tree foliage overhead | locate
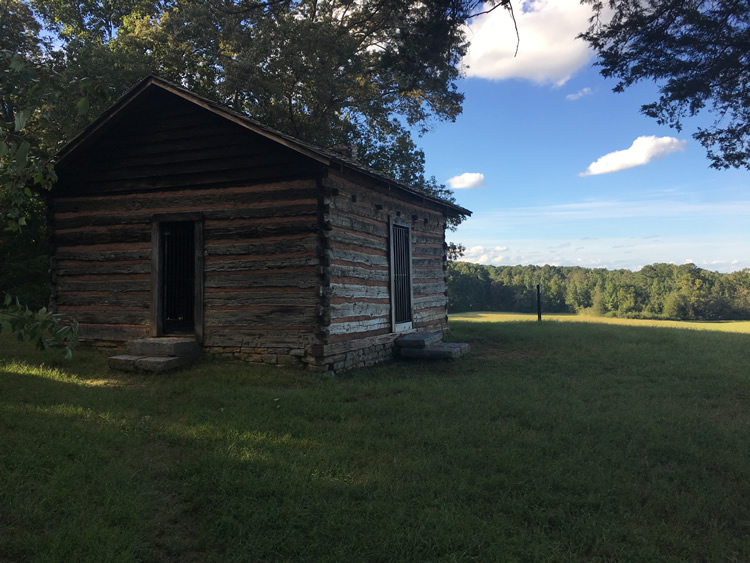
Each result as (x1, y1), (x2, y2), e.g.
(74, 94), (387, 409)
(580, 0), (750, 170)
(0, 0), (509, 230)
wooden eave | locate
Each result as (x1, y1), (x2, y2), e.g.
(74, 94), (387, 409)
(53, 75), (471, 218)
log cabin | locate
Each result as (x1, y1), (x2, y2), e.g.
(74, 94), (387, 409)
(49, 76), (470, 371)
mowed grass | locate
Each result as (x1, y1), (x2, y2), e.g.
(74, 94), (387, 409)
(452, 310), (750, 334)
(1, 321), (749, 561)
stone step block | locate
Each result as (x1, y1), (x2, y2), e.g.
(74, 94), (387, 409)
(399, 342), (470, 360)
(109, 354), (197, 372)
(127, 337), (201, 358)
(395, 331), (443, 349)
(108, 355), (142, 371)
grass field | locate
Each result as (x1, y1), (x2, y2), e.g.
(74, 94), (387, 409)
(451, 310), (750, 334)
(1, 320), (749, 561)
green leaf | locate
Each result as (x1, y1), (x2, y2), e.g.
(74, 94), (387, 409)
(14, 109), (29, 132)
(64, 347), (73, 360)
(15, 142), (30, 165)
(10, 56), (24, 72)
(76, 97), (89, 116)
(0, 141), (7, 157)
(3, 293), (11, 307)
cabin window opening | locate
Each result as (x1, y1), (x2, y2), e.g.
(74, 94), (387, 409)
(390, 218), (413, 331)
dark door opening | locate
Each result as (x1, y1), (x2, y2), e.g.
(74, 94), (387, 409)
(160, 221), (195, 334)
(391, 222), (412, 327)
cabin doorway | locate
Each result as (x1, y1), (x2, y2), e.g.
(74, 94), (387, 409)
(389, 218), (413, 331)
(161, 221), (194, 333)
(151, 215), (204, 340)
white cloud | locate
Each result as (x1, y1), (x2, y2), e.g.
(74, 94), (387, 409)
(447, 172), (486, 189)
(463, 0), (595, 85)
(454, 235), (750, 273)
(464, 245), (508, 264)
(566, 87), (592, 101)
(579, 136), (687, 176)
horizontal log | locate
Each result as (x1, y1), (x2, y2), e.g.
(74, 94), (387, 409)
(206, 236), (317, 256)
(57, 292), (150, 308)
(323, 175), (450, 220)
(57, 280), (150, 293)
(55, 248), (151, 262)
(329, 265), (389, 283)
(315, 331), (399, 357)
(328, 248), (388, 267)
(205, 255), (318, 272)
(414, 307), (448, 323)
(329, 283), (389, 299)
(53, 181), (316, 214)
(330, 301), (391, 319)
(60, 309), (150, 325)
(413, 282), (446, 295)
(411, 268), (446, 280)
(328, 212), (387, 239)
(328, 228), (386, 252)
(78, 324), (149, 342)
(86, 150), (295, 184)
(65, 162), (317, 195)
(205, 272), (318, 289)
(54, 201), (317, 231)
(96, 139), (264, 171)
(204, 292), (314, 307)
(203, 330), (318, 348)
(56, 262), (151, 276)
(329, 317), (390, 335)
(205, 219), (318, 240)
(413, 295), (448, 308)
(328, 326), (391, 344)
(55, 227), (150, 247)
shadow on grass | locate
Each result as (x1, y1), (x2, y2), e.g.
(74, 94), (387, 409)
(2, 324), (750, 560)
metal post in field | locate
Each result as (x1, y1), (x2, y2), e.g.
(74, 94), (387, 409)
(537, 283), (542, 322)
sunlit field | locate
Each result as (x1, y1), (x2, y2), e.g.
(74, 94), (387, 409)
(450, 310), (750, 334)
(2, 320), (749, 560)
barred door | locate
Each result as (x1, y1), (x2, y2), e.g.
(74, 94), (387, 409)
(160, 221), (195, 334)
(391, 223), (412, 326)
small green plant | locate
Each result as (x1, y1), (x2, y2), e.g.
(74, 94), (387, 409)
(0, 293), (78, 358)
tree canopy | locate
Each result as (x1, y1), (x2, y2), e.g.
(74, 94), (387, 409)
(0, 0), (511, 230)
(448, 261), (750, 320)
(580, 0), (750, 170)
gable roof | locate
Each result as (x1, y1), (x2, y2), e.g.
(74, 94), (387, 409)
(54, 75), (471, 217)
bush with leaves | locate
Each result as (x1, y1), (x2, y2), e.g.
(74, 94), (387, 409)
(1, 294), (78, 359)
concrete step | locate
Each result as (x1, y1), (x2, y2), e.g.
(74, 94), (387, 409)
(395, 331), (443, 349)
(127, 337), (201, 358)
(109, 354), (198, 372)
(399, 342), (470, 360)
(110, 337), (202, 372)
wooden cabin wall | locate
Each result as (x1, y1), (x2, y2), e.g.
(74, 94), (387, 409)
(52, 180), (322, 359)
(317, 171), (450, 370)
(51, 92), (324, 363)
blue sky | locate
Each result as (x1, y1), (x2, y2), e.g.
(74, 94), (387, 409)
(418, 0), (749, 273)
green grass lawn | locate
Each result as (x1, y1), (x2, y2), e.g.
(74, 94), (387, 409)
(2, 320), (749, 561)
(451, 310), (750, 333)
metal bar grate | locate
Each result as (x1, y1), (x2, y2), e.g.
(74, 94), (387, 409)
(392, 224), (411, 324)
(162, 221), (195, 333)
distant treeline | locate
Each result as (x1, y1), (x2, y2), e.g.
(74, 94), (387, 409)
(447, 262), (750, 320)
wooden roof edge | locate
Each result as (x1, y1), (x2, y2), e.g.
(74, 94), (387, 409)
(52, 75), (471, 217)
